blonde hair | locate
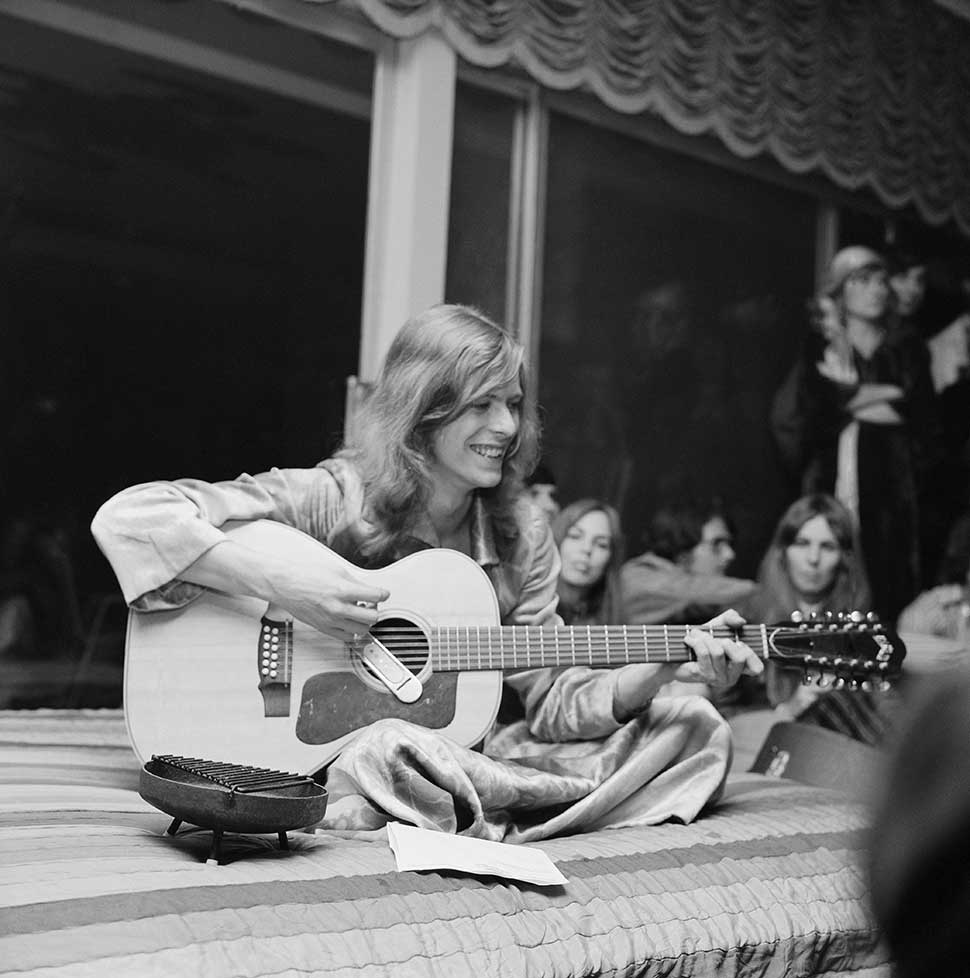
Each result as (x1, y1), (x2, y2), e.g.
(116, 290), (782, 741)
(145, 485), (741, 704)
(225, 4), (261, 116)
(341, 304), (539, 563)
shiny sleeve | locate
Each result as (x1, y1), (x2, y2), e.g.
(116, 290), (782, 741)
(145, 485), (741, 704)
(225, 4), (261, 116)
(501, 510), (626, 741)
(504, 666), (626, 742)
(90, 467), (346, 611)
(500, 507), (562, 628)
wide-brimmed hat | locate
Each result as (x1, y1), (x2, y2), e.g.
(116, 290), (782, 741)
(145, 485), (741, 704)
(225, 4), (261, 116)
(824, 245), (887, 296)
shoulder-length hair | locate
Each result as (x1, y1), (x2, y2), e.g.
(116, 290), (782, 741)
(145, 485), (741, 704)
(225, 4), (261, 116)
(551, 498), (626, 626)
(750, 493), (871, 621)
(341, 304), (540, 563)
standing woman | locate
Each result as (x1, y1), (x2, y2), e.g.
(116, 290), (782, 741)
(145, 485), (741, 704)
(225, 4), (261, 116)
(772, 246), (940, 622)
(92, 303), (761, 841)
(551, 498), (626, 626)
(739, 493), (893, 744)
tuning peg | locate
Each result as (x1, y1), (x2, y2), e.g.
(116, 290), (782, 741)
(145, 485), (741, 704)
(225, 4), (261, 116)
(832, 677), (846, 690)
(860, 680), (874, 692)
(790, 610), (804, 623)
(847, 679), (860, 691)
(866, 612), (880, 623)
(850, 610), (864, 623)
(878, 679), (893, 692)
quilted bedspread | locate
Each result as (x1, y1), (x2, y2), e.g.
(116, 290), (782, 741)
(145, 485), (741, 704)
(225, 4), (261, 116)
(0, 710), (891, 978)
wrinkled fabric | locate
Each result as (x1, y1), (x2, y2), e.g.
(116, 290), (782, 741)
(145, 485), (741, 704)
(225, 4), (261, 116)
(321, 695), (732, 842)
(218, 0), (970, 235)
(93, 458), (735, 836)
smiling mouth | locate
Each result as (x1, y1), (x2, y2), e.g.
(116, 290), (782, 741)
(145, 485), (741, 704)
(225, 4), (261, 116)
(471, 445), (505, 460)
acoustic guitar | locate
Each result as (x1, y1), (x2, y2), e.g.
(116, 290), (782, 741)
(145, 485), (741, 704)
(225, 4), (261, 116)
(124, 520), (907, 774)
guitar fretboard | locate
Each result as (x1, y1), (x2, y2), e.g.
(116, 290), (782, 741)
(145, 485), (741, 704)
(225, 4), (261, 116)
(387, 623), (771, 672)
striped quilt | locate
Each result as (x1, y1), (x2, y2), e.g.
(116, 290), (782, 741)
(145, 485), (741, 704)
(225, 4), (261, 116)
(0, 710), (891, 978)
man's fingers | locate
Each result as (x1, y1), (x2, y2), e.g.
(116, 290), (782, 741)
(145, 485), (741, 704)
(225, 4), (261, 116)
(725, 638), (764, 676)
(683, 628), (763, 685)
(699, 608), (746, 629)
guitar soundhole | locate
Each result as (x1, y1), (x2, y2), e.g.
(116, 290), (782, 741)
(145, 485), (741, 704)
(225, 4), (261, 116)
(369, 617), (429, 677)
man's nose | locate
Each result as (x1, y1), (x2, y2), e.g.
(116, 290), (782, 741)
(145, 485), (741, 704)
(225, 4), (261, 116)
(490, 403), (517, 434)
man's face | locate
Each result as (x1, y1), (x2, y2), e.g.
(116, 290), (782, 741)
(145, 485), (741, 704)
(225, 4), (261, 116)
(528, 483), (560, 522)
(685, 516), (736, 576)
(890, 265), (927, 318)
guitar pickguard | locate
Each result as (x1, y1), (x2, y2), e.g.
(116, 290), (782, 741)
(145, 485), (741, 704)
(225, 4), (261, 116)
(295, 672), (459, 743)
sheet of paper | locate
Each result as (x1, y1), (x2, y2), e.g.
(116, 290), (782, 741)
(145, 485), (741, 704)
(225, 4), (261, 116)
(386, 822), (568, 886)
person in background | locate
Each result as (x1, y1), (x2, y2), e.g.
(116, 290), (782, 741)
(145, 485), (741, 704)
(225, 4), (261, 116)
(868, 662), (970, 978)
(524, 461), (560, 524)
(887, 246), (928, 332)
(734, 493), (895, 745)
(620, 499), (755, 625)
(92, 303), (762, 842)
(551, 498), (626, 626)
(770, 245), (941, 622)
(898, 510), (970, 650)
(916, 255), (970, 589)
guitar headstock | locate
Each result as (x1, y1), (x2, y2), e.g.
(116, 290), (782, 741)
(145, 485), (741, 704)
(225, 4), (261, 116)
(765, 610), (907, 690)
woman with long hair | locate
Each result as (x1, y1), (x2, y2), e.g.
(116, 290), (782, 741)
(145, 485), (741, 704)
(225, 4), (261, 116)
(551, 498), (626, 626)
(744, 493), (870, 624)
(92, 303), (761, 841)
(739, 493), (895, 744)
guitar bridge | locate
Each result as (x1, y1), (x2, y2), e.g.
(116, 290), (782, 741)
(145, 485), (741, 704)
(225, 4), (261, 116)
(257, 614), (292, 717)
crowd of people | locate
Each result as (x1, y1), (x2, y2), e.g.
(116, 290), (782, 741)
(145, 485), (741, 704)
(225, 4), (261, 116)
(88, 240), (970, 841)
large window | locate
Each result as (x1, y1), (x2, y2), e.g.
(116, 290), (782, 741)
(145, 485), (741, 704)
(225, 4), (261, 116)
(0, 5), (374, 706)
(538, 112), (817, 572)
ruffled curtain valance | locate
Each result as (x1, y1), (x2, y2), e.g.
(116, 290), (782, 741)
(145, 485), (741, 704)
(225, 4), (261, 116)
(223, 0), (970, 235)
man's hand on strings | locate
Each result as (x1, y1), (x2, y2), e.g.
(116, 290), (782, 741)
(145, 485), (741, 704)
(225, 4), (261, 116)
(675, 609), (764, 688)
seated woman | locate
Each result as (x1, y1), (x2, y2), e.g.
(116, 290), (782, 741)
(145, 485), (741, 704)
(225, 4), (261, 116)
(736, 493), (895, 744)
(92, 303), (762, 842)
(550, 498), (626, 626)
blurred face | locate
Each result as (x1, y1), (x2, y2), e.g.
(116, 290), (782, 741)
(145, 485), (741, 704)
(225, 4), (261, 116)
(785, 514), (843, 601)
(428, 379), (521, 498)
(890, 265), (927, 318)
(559, 510), (613, 591)
(528, 483), (560, 522)
(686, 516), (735, 575)
(843, 266), (890, 322)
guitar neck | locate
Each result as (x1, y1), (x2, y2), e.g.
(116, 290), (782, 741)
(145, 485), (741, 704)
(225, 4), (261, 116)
(426, 623), (769, 672)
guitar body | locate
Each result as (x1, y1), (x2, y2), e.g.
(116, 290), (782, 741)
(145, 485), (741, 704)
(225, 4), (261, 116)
(124, 521), (504, 774)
